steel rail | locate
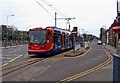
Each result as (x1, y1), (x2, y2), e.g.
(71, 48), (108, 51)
(2, 58), (45, 77)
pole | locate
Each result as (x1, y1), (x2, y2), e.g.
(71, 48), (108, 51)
(117, 0), (119, 16)
(72, 32), (77, 53)
(6, 16), (8, 47)
(116, 0), (119, 55)
(116, 0), (119, 50)
(55, 12), (57, 27)
(73, 35), (75, 53)
(68, 20), (71, 31)
(6, 14), (14, 47)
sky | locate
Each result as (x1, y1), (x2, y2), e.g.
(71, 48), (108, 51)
(0, 0), (119, 37)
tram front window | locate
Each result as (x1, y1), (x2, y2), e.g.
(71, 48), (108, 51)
(29, 30), (46, 44)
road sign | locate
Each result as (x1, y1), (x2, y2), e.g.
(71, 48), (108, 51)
(112, 21), (120, 33)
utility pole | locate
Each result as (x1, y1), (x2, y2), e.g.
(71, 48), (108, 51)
(117, 0), (119, 16)
(116, 0), (119, 54)
(54, 12), (75, 30)
(55, 12), (57, 27)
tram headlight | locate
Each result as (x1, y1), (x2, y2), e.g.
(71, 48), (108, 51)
(47, 40), (49, 43)
(41, 44), (46, 48)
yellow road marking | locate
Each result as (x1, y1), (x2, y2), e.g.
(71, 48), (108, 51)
(59, 46), (113, 82)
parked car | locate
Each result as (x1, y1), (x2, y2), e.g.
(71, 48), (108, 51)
(97, 40), (102, 45)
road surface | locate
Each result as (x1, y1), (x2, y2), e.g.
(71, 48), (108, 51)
(2, 42), (112, 81)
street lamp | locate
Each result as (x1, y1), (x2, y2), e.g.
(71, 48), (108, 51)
(7, 14), (14, 28)
(6, 14), (14, 47)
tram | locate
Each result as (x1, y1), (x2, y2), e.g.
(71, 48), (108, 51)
(28, 26), (75, 56)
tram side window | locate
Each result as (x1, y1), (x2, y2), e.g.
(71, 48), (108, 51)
(58, 34), (62, 43)
(54, 34), (62, 44)
(62, 34), (65, 48)
(65, 35), (67, 43)
(70, 35), (73, 44)
(47, 32), (53, 43)
(54, 34), (58, 43)
(63, 34), (65, 44)
(67, 35), (69, 43)
(68, 35), (70, 46)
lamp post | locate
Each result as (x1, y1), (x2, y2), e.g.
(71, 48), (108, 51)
(6, 14), (14, 47)
(7, 14), (14, 28)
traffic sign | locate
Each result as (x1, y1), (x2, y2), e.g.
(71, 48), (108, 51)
(72, 30), (77, 36)
(112, 21), (120, 33)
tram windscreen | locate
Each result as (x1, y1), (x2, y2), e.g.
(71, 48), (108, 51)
(29, 30), (46, 44)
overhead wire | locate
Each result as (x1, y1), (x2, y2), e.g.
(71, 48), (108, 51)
(34, 0), (83, 30)
(41, 1), (82, 29)
(34, 0), (54, 19)
(71, 20), (88, 34)
(40, 0), (68, 17)
(71, 20), (82, 29)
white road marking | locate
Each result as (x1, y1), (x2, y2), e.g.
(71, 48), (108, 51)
(9, 50), (17, 54)
(9, 52), (13, 54)
(0, 55), (23, 67)
(8, 55), (23, 62)
(18, 48), (21, 51)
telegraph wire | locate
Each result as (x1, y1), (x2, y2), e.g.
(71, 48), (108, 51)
(71, 20), (82, 29)
(34, 0), (54, 19)
(71, 20), (87, 34)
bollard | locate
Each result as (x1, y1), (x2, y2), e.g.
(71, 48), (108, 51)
(113, 54), (120, 82)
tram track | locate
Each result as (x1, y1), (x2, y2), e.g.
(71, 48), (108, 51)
(2, 48), (80, 78)
(2, 58), (45, 77)
(57, 46), (113, 82)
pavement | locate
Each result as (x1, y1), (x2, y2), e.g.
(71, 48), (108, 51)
(64, 46), (89, 57)
(104, 44), (116, 55)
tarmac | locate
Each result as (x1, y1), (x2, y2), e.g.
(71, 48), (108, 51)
(0, 42), (116, 81)
(64, 43), (115, 81)
(77, 44), (115, 81)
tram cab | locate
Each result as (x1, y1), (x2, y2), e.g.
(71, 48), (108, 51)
(28, 27), (54, 55)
